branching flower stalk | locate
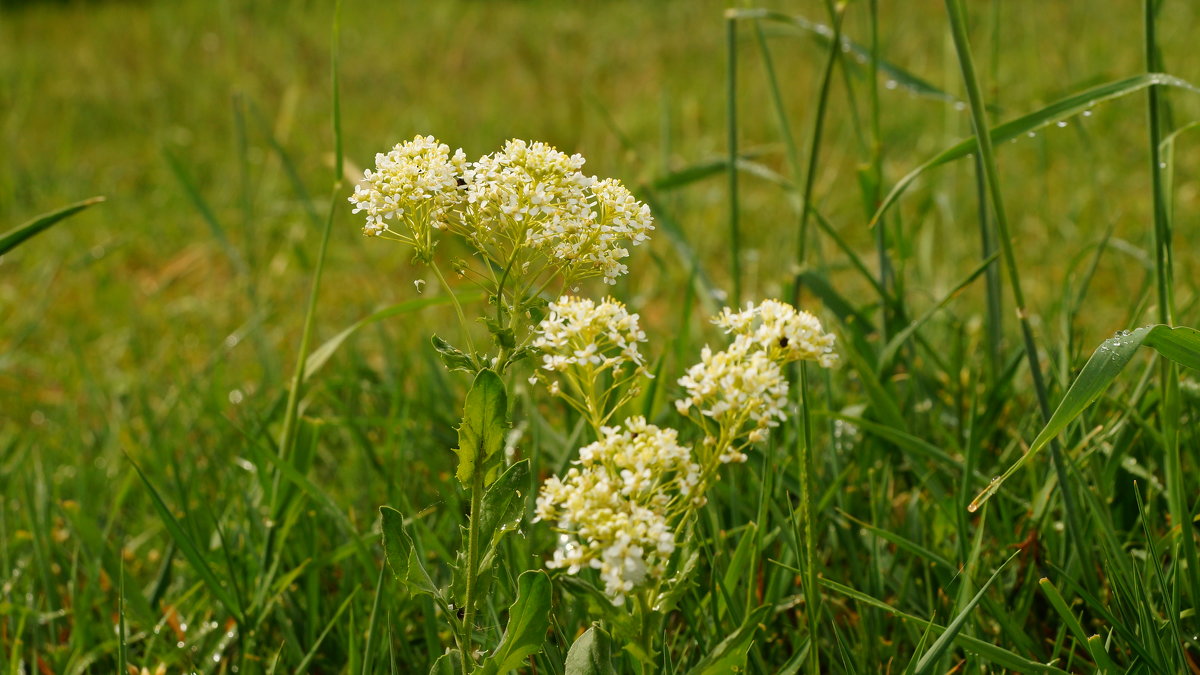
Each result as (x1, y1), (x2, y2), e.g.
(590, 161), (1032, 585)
(353, 135), (654, 671)
(534, 299), (837, 667)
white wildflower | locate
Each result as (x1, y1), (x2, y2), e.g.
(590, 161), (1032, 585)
(715, 299), (838, 368)
(462, 139), (653, 284)
(535, 417), (698, 604)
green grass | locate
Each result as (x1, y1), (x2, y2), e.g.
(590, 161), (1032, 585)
(3, 0), (1200, 672)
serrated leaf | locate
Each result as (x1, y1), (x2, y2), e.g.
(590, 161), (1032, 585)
(431, 334), (477, 374)
(480, 570), (552, 674)
(453, 369), (509, 487)
(565, 626), (616, 675)
(685, 605), (770, 675)
(971, 324), (1200, 510)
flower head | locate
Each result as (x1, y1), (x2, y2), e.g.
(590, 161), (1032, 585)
(531, 296), (651, 424)
(535, 417), (699, 604)
(676, 300), (837, 458)
(462, 139), (653, 284)
(715, 299), (838, 368)
(349, 135), (467, 259)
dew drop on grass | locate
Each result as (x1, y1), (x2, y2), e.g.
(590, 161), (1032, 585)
(1159, 162), (1168, 169)
(954, 101), (966, 111)
(885, 79), (898, 90)
(1027, 131), (1037, 138)
(177, 641), (186, 649)
(1056, 120), (1068, 128)
(213, 655), (221, 663)
(228, 389), (244, 405)
(1083, 109), (1093, 117)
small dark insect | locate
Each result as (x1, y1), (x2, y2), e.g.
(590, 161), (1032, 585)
(778, 337), (789, 348)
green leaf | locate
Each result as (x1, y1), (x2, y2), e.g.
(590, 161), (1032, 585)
(431, 334), (477, 374)
(453, 369), (509, 488)
(0, 196), (105, 256)
(477, 460), (530, 569)
(565, 626), (616, 675)
(727, 9), (962, 105)
(872, 73), (1200, 227)
(971, 324), (1200, 510)
(685, 605), (770, 675)
(480, 570), (552, 674)
(128, 455), (244, 624)
(913, 553), (1016, 674)
(820, 578), (1068, 673)
(380, 506), (437, 597)
(429, 650), (463, 675)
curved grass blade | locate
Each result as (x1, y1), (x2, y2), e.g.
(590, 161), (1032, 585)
(970, 324), (1200, 511)
(127, 454), (245, 625)
(0, 196), (105, 256)
(302, 293), (484, 382)
(913, 552), (1017, 674)
(726, 9), (960, 105)
(872, 73), (1200, 228)
(818, 578), (1066, 673)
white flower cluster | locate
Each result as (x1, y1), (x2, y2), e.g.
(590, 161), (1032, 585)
(533, 295), (647, 375)
(535, 417), (699, 604)
(715, 299), (838, 368)
(348, 135), (467, 239)
(464, 139), (653, 284)
(676, 300), (837, 461)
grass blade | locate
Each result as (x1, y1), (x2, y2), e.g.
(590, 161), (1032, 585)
(0, 196), (105, 256)
(971, 324), (1200, 510)
(872, 73), (1200, 228)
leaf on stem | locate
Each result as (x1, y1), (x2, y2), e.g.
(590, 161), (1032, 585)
(453, 369), (510, 487)
(480, 570), (552, 674)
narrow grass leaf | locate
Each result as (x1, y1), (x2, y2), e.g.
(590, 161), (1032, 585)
(294, 589), (357, 675)
(128, 455), (244, 624)
(0, 196), (105, 256)
(819, 577), (1067, 673)
(971, 324), (1200, 510)
(873, 73), (1200, 227)
(727, 9), (961, 105)
(685, 604), (770, 675)
(913, 553), (1016, 674)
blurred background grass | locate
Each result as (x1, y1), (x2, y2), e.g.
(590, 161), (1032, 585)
(3, 0), (1200, 671)
(4, 1), (1198, 430)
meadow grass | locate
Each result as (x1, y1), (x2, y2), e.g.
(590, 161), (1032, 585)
(3, 0), (1200, 672)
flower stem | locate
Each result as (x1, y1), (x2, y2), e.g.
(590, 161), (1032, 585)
(431, 260), (477, 361)
(798, 361), (820, 675)
(460, 461), (486, 675)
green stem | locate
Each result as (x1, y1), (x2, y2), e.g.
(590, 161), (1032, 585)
(635, 591), (659, 675)
(460, 463), (486, 675)
(431, 260), (477, 361)
(791, 3), (846, 303)
(725, 13), (742, 305)
(943, 0), (1089, 576)
(798, 362), (820, 675)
